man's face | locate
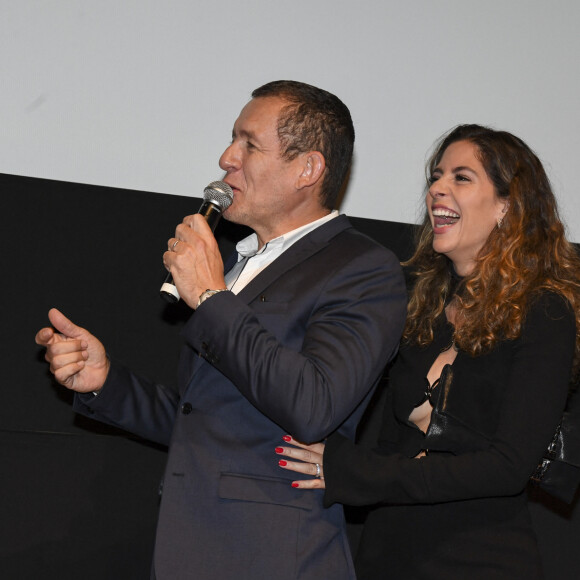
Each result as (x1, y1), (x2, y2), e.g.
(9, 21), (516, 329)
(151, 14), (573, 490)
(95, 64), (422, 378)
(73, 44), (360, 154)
(219, 96), (304, 243)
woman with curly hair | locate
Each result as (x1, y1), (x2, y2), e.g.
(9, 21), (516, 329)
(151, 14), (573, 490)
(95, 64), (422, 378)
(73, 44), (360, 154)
(277, 125), (580, 579)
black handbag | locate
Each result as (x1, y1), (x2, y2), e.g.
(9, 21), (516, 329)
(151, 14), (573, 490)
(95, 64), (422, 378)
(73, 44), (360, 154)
(529, 386), (580, 503)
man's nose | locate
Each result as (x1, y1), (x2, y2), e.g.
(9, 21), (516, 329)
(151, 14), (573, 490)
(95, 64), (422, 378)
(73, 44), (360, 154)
(219, 142), (240, 172)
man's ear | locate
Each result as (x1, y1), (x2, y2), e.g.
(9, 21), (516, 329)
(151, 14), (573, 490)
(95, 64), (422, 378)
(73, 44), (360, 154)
(296, 151), (325, 190)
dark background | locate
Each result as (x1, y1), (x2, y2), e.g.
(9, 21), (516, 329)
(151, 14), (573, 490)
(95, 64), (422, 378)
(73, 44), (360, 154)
(1, 172), (578, 579)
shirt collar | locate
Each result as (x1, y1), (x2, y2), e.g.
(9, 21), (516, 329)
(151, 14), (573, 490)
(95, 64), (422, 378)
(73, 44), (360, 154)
(235, 210), (339, 260)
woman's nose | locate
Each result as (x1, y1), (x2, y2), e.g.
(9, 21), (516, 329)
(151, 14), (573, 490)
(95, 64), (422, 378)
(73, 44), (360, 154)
(428, 180), (446, 199)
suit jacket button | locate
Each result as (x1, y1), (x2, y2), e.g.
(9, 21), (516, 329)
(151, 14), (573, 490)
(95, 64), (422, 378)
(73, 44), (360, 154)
(181, 402), (193, 415)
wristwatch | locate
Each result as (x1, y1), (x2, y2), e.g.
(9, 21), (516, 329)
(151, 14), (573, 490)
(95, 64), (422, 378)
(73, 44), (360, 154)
(196, 288), (229, 308)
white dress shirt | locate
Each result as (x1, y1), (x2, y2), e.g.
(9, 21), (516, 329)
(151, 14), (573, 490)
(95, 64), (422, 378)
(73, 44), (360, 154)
(225, 210), (339, 294)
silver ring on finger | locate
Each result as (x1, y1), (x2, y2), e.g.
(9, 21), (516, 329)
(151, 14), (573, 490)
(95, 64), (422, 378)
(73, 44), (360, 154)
(315, 463), (321, 478)
(172, 240), (180, 251)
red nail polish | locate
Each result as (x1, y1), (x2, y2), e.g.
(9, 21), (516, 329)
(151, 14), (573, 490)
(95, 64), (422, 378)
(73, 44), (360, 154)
(282, 435), (291, 442)
(292, 482), (299, 488)
(275, 447), (284, 454)
(278, 460), (287, 466)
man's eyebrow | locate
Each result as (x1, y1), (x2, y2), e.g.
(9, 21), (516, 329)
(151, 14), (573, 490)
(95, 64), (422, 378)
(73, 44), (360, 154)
(232, 128), (258, 141)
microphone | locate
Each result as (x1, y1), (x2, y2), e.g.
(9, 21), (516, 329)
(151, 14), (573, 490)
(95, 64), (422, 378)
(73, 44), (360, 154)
(160, 180), (234, 303)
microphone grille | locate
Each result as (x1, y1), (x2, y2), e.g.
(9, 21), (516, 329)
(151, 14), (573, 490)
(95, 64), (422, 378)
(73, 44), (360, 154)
(204, 181), (234, 210)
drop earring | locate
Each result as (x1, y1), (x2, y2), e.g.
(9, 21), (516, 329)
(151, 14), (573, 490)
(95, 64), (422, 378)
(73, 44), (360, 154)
(497, 201), (509, 228)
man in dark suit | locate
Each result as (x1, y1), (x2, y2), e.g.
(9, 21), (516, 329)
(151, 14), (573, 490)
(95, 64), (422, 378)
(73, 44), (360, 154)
(35, 80), (406, 579)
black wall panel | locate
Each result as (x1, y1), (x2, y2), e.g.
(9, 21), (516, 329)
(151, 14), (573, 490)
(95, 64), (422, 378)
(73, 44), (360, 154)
(1, 173), (578, 578)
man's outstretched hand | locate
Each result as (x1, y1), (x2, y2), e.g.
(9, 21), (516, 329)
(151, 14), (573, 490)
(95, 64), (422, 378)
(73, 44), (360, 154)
(35, 308), (110, 393)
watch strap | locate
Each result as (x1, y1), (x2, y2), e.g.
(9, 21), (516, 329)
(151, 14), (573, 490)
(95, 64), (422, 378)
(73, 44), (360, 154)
(196, 288), (229, 308)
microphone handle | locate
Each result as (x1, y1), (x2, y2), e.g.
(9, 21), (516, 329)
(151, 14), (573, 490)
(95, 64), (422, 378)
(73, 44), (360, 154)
(160, 272), (181, 303)
(198, 200), (223, 231)
(160, 201), (223, 303)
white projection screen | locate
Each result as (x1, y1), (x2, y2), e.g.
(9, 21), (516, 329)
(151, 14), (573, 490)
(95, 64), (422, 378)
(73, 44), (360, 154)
(2, 1), (579, 240)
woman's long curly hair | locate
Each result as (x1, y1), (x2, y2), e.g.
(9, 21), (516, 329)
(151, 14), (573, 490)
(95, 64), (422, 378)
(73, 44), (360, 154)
(404, 124), (580, 373)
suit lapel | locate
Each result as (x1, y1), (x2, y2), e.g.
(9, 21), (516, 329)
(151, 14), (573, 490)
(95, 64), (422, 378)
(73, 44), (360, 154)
(236, 215), (352, 304)
(223, 251), (238, 275)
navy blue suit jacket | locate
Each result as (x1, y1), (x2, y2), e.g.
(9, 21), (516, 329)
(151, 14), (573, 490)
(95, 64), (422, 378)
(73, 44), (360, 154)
(74, 215), (407, 580)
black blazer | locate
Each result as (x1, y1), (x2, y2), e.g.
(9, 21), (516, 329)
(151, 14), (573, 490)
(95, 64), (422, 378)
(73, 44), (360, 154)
(74, 215), (407, 580)
(323, 292), (576, 579)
